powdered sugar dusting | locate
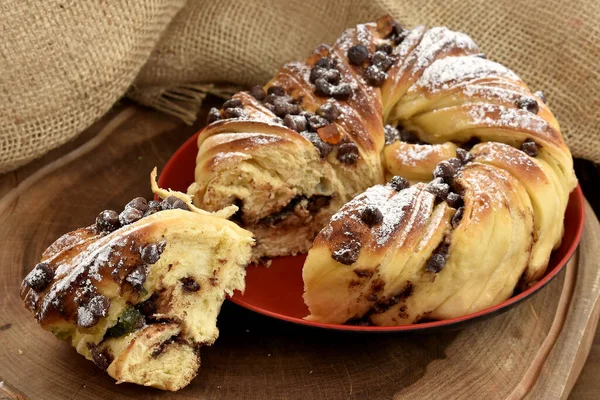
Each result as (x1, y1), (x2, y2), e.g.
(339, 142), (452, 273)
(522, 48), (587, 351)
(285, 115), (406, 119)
(355, 23), (375, 48)
(212, 152), (250, 164)
(416, 56), (519, 92)
(467, 104), (549, 133)
(76, 305), (95, 327)
(393, 144), (439, 167)
(329, 184), (429, 247)
(213, 132), (285, 151)
(461, 84), (526, 104)
(474, 142), (543, 179)
(410, 28), (479, 76)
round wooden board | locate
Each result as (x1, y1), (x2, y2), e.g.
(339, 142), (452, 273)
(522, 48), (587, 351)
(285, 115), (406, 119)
(0, 105), (599, 400)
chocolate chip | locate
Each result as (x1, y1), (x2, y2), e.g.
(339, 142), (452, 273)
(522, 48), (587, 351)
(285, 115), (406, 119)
(119, 208), (143, 226)
(283, 114), (308, 132)
(25, 262), (54, 291)
(452, 206), (464, 228)
(316, 57), (334, 69)
(161, 196), (189, 211)
(399, 128), (420, 143)
(89, 345), (113, 370)
(315, 78), (351, 100)
(534, 90), (547, 103)
(433, 160), (459, 182)
(223, 99), (242, 109)
(347, 45), (369, 65)
(398, 281), (413, 298)
(376, 43), (393, 54)
(181, 277), (200, 292)
(78, 295), (110, 328)
(456, 148), (474, 164)
(426, 253), (447, 273)
(267, 86), (286, 96)
(96, 210), (120, 233)
(332, 240), (362, 265)
(332, 83), (352, 100)
(301, 131), (333, 158)
(136, 293), (158, 317)
(515, 96), (539, 114)
(446, 192), (463, 208)
(309, 66), (326, 83)
(322, 69), (341, 84)
(521, 139), (538, 157)
(316, 102), (340, 122)
(384, 125), (400, 144)
(354, 268), (374, 278)
(88, 295), (110, 318)
(389, 176), (409, 191)
(77, 308), (98, 328)
(125, 197), (148, 213)
(372, 51), (393, 71)
(365, 65), (387, 87)
(170, 198), (189, 210)
(223, 107), (245, 119)
(264, 94), (280, 105)
(314, 78), (333, 97)
(206, 107), (221, 124)
(426, 178), (450, 201)
(306, 113), (329, 131)
(144, 200), (162, 217)
(448, 157), (462, 169)
(141, 243), (164, 264)
(310, 66), (339, 85)
(306, 195), (332, 213)
(151, 336), (179, 358)
(337, 142), (359, 164)
(360, 205), (383, 226)
(250, 85), (266, 101)
(126, 265), (147, 292)
(273, 98), (301, 117)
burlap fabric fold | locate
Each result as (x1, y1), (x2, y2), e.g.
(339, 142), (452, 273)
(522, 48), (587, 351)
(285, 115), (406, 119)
(1, 0), (599, 173)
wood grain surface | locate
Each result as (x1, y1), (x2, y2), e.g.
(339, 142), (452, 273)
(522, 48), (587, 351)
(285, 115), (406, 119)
(0, 102), (598, 400)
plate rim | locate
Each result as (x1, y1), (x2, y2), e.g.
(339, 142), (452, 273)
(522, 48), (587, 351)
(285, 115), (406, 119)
(159, 131), (585, 332)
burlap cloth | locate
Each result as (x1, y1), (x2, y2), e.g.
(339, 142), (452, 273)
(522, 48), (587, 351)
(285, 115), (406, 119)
(1, 0), (599, 173)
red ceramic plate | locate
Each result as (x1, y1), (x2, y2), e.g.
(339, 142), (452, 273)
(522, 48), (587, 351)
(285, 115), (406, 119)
(159, 132), (585, 332)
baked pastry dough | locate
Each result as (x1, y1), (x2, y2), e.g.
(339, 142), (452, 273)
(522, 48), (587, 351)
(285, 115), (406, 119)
(303, 142), (575, 325)
(21, 171), (253, 390)
(303, 143), (568, 325)
(188, 16), (575, 265)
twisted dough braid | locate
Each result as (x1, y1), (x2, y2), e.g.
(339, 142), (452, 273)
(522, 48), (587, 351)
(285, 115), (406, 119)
(188, 12), (577, 305)
(21, 187), (253, 389)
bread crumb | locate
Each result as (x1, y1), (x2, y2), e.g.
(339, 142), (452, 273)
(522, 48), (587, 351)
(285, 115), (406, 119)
(18, 349), (24, 355)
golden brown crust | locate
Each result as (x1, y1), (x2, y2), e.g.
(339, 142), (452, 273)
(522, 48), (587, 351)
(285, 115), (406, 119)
(21, 190), (254, 390)
(188, 15), (575, 263)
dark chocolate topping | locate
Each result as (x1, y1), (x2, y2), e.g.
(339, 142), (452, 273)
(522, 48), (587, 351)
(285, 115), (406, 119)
(24, 262), (54, 292)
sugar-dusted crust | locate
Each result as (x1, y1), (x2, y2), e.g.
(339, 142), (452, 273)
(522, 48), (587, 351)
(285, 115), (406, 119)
(304, 141), (574, 325)
(188, 15), (575, 263)
(21, 179), (254, 391)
